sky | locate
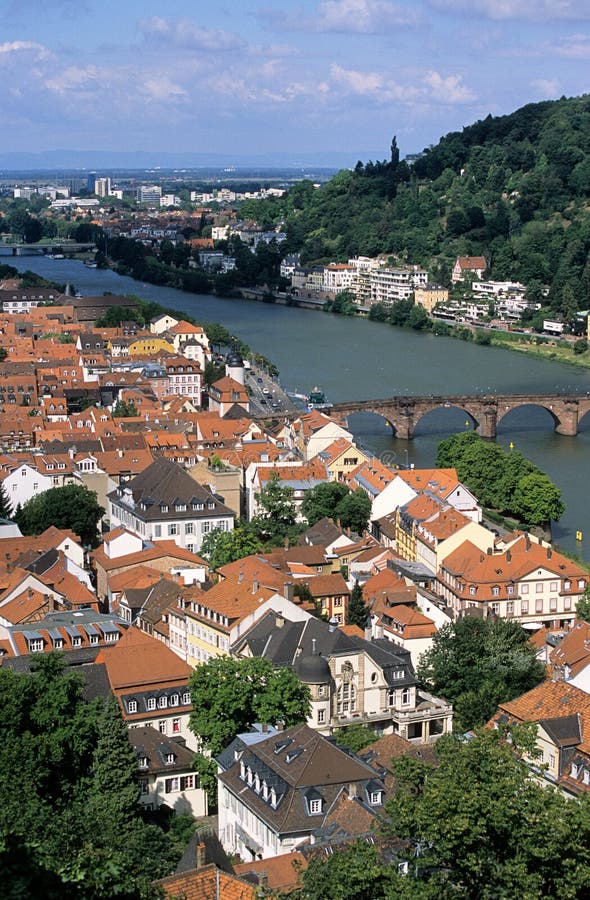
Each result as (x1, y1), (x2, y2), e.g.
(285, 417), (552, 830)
(0, 0), (589, 165)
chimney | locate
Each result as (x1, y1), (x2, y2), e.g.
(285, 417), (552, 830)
(525, 535), (531, 551)
(275, 613), (285, 628)
(258, 872), (269, 890)
(348, 783), (358, 798)
(48, 593), (55, 613)
(506, 550), (511, 562)
(547, 547), (552, 559)
(486, 547), (492, 555)
(252, 578), (259, 594)
(195, 842), (206, 870)
(311, 637), (317, 656)
(284, 581), (294, 603)
(364, 615), (372, 643)
(238, 567), (244, 585)
(261, 723), (268, 733)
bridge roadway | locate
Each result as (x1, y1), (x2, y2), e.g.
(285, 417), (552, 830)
(0, 242), (95, 256)
(329, 392), (590, 440)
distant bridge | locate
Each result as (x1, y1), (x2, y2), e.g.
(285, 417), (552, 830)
(0, 241), (96, 256)
(329, 393), (590, 439)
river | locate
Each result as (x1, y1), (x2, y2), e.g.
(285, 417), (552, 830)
(8, 255), (590, 559)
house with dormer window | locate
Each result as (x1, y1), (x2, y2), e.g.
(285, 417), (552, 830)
(216, 723), (388, 860)
(130, 725), (207, 817)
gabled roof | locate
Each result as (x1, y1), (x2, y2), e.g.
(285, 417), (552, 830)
(96, 626), (192, 690)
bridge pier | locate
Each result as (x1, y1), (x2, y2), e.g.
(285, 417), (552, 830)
(555, 402), (578, 436)
(476, 405), (498, 439)
(395, 414), (414, 440)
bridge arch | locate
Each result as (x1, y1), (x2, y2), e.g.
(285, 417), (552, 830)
(496, 401), (560, 433)
(411, 404), (479, 437)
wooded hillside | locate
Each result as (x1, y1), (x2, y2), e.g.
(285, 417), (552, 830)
(239, 95), (590, 320)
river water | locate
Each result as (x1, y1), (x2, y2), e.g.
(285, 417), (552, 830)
(8, 255), (590, 558)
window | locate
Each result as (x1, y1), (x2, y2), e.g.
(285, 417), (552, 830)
(139, 778), (149, 795)
(128, 700), (138, 714)
(337, 681), (356, 715)
(309, 798), (322, 815)
(579, 580), (586, 590)
(170, 694), (179, 707)
(564, 597), (572, 611)
(138, 756), (149, 769)
(469, 586), (476, 596)
(182, 692), (191, 705)
(369, 791), (383, 805)
(564, 580), (571, 590)
(168, 523), (178, 536)
(54, 638), (64, 650)
(202, 521), (211, 534)
(161, 505), (168, 513)
(521, 584), (529, 594)
(317, 709), (326, 725)
(104, 631), (118, 643)
(506, 601), (514, 615)
(154, 525), (161, 538)
(172, 718), (181, 733)
(165, 777), (180, 793)
(536, 583), (544, 593)
(401, 688), (411, 706)
(491, 602), (500, 616)
(159, 721), (167, 734)
(550, 597), (558, 612)
(29, 638), (43, 653)
(521, 599), (529, 614)
(535, 598), (543, 614)
(317, 685), (325, 697)
(507, 585), (514, 595)
(158, 696), (168, 709)
(72, 635), (82, 648)
(185, 522), (194, 534)
(550, 582), (558, 592)
(492, 587), (500, 597)
(181, 775), (194, 790)
(146, 697), (156, 711)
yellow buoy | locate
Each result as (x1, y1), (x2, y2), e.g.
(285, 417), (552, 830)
(576, 530), (583, 542)
(509, 441), (514, 450)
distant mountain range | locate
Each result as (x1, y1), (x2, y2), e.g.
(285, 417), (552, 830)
(0, 148), (365, 171)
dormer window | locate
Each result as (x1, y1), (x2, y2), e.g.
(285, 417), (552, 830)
(138, 756), (148, 769)
(207, 501), (215, 510)
(262, 781), (269, 800)
(158, 696), (168, 709)
(369, 790), (383, 806)
(270, 787), (277, 807)
(182, 692), (190, 705)
(308, 798), (322, 815)
(240, 760), (246, 781)
(128, 700), (138, 714)
(170, 694), (179, 707)
(161, 504), (168, 513)
(164, 753), (175, 765)
(146, 697), (156, 711)
(246, 767), (253, 786)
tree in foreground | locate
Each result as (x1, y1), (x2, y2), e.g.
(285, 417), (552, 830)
(14, 484), (104, 547)
(417, 617), (545, 730)
(333, 723), (376, 755)
(335, 488), (372, 534)
(252, 473), (300, 543)
(0, 655), (174, 899)
(199, 523), (263, 569)
(300, 481), (350, 526)
(383, 729), (590, 899)
(112, 399), (139, 418)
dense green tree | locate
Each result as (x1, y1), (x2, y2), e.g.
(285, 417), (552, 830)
(15, 484), (104, 547)
(199, 524), (264, 569)
(384, 729), (590, 899)
(300, 481), (350, 526)
(252, 473), (299, 543)
(417, 617), (545, 730)
(189, 656), (310, 758)
(334, 488), (372, 534)
(575, 585), (590, 622)
(334, 723), (376, 754)
(112, 399), (139, 417)
(512, 472), (565, 526)
(0, 482), (12, 518)
(346, 582), (371, 629)
(0, 655), (173, 899)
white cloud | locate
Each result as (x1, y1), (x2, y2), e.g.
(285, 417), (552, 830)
(0, 40), (50, 59)
(531, 78), (561, 96)
(423, 71), (475, 103)
(429, 0), (590, 20)
(45, 65), (99, 94)
(331, 63), (384, 94)
(261, 0), (421, 33)
(139, 17), (245, 52)
(316, 0), (422, 31)
(548, 33), (590, 56)
(330, 63), (475, 105)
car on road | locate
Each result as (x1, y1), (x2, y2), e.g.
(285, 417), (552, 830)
(257, 377), (263, 383)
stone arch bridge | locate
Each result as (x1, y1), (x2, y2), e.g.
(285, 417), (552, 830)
(329, 393), (590, 440)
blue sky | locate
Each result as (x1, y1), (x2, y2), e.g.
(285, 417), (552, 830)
(1, 0), (589, 163)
